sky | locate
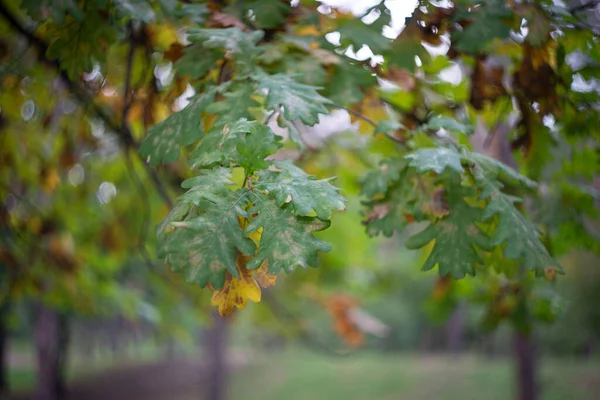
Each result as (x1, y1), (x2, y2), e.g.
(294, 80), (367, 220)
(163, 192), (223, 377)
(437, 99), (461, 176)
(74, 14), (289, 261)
(320, 0), (419, 36)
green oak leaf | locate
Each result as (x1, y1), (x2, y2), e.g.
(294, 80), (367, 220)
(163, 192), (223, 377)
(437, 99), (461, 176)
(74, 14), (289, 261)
(253, 70), (331, 126)
(140, 87), (217, 165)
(255, 160), (347, 220)
(362, 164), (424, 237)
(189, 121), (251, 170)
(244, 194), (332, 273)
(205, 84), (260, 125)
(175, 43), (223, 79)
(161, 1), (209, 23)
(160, 188), (256, 289)
(405, 147), (464, 174)
(157, 201), (192, 243)
(406, 179), (492, 278)
(283, 55), (327, 87)
(452, 0), (513, 53)
(361, 157), (407, 198)
(516, 4), (551, 47)
(375, 120), (405, 137)
(363, 190), (411, 237)
(479, 184), (563, 276)
(236, 124), (283, 173)
(468, 152), (537, 190)
(114, 0), (156, 22)
(178, 168), (236, 205)
(21, 0), (83, 23)
(336, 20), (390, 55)
(326, 61), (377, 105)
(386, 22), (429, 72)
(242, 0), (290, 29)
(186, 27), (264, 65)
(422, 116), (474, 135)
(189, 119), (280, 173)
(45, 10), (115, 79)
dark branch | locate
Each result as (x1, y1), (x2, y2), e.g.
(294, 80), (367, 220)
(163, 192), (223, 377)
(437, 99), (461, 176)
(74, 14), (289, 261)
(570, 0), (600, 13)
(0, 1), (174, 208)
(122, 21), (136, 131)
(328, 104), (407, 146)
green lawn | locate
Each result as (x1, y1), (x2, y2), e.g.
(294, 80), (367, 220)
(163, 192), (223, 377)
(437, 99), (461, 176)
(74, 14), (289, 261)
(8, 348), (600, 399)
(230, 350), (600, 400)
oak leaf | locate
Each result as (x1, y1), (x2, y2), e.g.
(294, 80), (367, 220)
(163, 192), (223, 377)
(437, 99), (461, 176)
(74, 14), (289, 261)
(211, 254), (261, 316)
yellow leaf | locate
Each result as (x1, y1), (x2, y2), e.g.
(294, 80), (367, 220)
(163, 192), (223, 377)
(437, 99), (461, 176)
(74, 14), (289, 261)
(352, 90), (388, 134)
(247, 226), (262, 245)
(146, 24), (178, 51)
(41, 167), (61, 193)
(254, 261), (277, 288)
(211, 254), (261, 316)
(297, 25), (320, 36)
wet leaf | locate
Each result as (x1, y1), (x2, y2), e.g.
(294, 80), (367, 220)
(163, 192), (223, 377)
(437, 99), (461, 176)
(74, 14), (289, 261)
(244, 194), (332, 274)
(253, 70), (331, 126)
(255, 159), (347, 220)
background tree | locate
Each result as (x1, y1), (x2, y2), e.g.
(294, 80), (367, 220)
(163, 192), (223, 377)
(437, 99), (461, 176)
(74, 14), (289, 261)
(1, 1), (599, 400)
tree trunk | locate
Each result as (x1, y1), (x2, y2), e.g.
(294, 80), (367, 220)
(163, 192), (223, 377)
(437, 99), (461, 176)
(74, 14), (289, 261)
(472, 119), (540, 400)
(203, 313), (229, 400)
(0, 302), (9, 397)
(34, 304), (69, 400)
(445, 303), (465, 353)
(514, 332), (538, 400)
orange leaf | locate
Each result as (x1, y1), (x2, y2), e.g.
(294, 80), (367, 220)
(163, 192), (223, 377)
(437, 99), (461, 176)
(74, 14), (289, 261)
(254, 261), (277, 288)
(211, 254), (261, 316)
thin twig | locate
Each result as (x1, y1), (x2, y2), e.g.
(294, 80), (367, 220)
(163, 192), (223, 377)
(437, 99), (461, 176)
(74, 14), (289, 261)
(217, 59), (229, 84)
(121, 21), (136, 131)
(570, 0), (600, 13)
(263, 109), (278, 125)
(0, 184), (45, 217)
(124, 152), (151, 256)
(328, 104), (407, 146)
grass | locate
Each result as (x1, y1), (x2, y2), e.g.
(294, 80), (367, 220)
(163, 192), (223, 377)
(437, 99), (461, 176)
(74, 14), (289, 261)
(229, 349), (600, 400)
(8, 346), (600, 399)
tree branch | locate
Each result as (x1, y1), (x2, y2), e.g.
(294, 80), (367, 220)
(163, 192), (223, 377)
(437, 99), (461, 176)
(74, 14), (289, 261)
(570, 0), (600, 13)
(328, 104), (407, 146)
(0, 1), (174, 208)
(122, 21), (136, 132)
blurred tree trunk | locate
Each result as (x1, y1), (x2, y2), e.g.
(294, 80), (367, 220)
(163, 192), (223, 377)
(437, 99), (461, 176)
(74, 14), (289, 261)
(34, 304), (69, 400)
(203, 313), (229, 400)
(445, 303), (465, 353)
(514, 332), (537, 400)
(482, 332), (497, 358)
(0, 302), (9, 397)
(472, 119), (539, 400)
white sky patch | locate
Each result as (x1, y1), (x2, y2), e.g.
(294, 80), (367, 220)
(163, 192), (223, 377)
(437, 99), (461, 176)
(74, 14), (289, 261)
(440, 63), (463, 85)
(154, 62), (174, 87)
(173, 84), (196, 112)
(572, 74), (596, 92)
(319, 0), (419, 39)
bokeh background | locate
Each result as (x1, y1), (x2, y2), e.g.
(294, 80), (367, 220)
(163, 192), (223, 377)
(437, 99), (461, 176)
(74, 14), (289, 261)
(1, 0), (600, 399)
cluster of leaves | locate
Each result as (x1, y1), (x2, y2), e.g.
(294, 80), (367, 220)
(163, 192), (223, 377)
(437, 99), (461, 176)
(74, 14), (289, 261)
(4, 0), (599, 331)
(362, 141), (561, 279)
(138, 26), (348, 315)
(135, 0), (593, 319)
